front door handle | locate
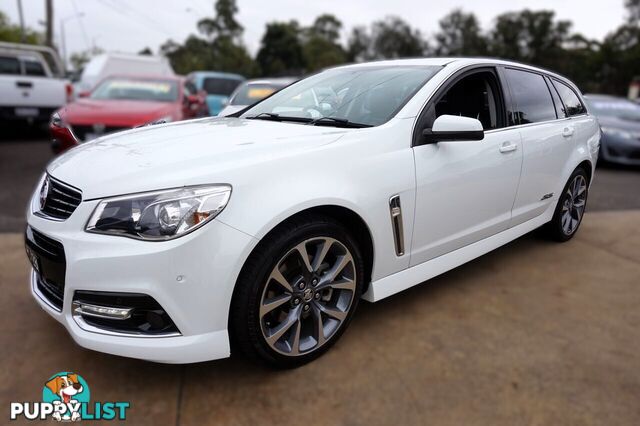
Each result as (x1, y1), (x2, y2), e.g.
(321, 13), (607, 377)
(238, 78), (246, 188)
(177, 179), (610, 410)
(562, 126), (575, 138)
(499, 142), (518, 153)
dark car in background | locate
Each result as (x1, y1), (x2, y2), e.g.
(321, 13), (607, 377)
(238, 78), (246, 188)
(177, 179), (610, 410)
(50, 74), (208, 154)
(585, 94), (640, 166)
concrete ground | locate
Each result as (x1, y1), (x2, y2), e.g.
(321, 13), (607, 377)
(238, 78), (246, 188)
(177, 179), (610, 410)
(1, 210), (639, 425)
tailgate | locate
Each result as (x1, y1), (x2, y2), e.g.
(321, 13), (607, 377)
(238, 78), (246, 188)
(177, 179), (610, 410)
(0, 75), (67, 108)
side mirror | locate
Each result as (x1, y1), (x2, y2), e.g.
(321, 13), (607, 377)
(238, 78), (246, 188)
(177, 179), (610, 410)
(78, 91), (90, 98)
(421, 115), (484, 145)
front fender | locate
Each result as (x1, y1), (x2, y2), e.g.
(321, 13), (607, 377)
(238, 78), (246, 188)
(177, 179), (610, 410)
(215, 122), (417, 281)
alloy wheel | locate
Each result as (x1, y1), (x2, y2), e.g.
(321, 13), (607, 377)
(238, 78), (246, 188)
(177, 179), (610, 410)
(561, 174), (587, 236)
(259, 237), (357, 356)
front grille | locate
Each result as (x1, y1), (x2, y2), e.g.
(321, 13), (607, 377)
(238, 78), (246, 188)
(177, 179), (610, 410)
(37, 275), (64, 310)
(70, 125), (129, 141)
(25, 227), (66, 311)
(629, 149), (640, 160)
(41, 176), (82, 220)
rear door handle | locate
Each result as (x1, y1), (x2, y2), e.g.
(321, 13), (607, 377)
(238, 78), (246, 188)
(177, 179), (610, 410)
(562, 126), (575, 138)
(16, 81), (33, 89)
(499, 142), (518, 153)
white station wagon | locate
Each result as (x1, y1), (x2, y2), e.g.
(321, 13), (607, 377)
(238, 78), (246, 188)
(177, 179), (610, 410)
(26, 58), (600, 367)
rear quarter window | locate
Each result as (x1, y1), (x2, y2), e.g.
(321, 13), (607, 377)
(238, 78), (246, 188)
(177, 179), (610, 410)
(552, 79), (586, 116)
(0, 56), (21, 75)
(504, 68), (557, 125)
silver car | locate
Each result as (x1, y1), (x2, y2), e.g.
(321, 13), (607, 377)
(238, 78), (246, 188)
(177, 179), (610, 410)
(219, 77), (297, 116)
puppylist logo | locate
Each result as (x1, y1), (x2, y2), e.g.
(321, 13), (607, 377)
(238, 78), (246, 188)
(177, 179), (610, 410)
(9, 372), (130, 422)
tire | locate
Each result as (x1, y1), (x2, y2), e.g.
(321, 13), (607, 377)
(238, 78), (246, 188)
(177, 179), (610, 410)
(230, 214), (365, 368)
(545, 167), (589, 242)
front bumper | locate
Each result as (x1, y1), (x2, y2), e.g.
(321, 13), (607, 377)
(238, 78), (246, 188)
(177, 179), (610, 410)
(27, 195), (257, 363)
(0, 105), (57, 122)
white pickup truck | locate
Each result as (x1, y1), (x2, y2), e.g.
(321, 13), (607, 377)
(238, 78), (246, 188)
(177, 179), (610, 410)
(0, 42), (71, 124)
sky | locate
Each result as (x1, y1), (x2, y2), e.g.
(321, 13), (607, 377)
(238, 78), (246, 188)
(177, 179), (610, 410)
(2, 0), (628, 64)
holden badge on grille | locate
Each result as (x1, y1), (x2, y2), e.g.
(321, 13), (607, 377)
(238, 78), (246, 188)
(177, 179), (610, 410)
(39, 176), (50, 211)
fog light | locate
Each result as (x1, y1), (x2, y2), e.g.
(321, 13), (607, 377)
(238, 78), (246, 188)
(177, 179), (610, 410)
(72, 290), (180, 336)
(72, 301), (132, 320)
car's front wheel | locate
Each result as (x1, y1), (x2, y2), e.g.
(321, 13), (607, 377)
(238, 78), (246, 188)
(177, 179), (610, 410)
(230, 215), (364, 368)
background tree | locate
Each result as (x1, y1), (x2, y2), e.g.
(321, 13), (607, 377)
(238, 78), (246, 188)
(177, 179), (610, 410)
(308, 14), (342, 42)
(0, 11), (42, 44)
(161, 0), (255, 76)
(160, 36), (215, 74)
(434, 10), (488, 56)
(346, 26), (372, 62)
(197, 0), (243, 41)
(302, 14), (346, 72)
(209, 36), (256, 76)
(489, 10), (572, 69)
(256, 21), (305, 75)
(598, 24), (640, 94)
(369, 16), (425, 59)
(626, 0), (640, 24)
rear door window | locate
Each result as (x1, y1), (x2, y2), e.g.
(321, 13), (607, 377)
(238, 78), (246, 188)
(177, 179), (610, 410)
(504, 68), (556, 124)
(552, 79), (586, 116)
(0, 56), (21, 75)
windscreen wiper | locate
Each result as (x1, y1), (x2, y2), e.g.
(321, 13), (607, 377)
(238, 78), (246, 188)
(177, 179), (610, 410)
(246, 112), (312, 124)
(308, 116), (372, 128)
(246, 112), (282, 121)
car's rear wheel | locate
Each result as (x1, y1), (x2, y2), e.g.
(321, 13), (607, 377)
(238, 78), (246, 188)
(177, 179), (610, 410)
(546, 168), (589, 242)
(230, 215), (364, 368)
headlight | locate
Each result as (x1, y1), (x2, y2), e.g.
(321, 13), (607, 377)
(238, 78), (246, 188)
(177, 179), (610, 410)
(86, 185), (231, 241)
(601, 127), (633, 140)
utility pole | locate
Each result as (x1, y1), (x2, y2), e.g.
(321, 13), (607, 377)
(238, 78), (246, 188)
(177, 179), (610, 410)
(45, 0), (54, 47)
(60, 20), (66, 70)
(16, 0), (26, 43)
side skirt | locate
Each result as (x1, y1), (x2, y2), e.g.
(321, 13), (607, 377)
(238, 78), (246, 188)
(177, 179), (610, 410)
(362, 206), (554, 302)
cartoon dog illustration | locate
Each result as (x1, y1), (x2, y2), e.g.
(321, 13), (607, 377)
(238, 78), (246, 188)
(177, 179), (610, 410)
(45, 373), (83, 422)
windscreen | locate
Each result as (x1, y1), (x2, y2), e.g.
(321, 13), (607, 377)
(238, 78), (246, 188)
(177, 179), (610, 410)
(230, 83), (284, 105)
(587, 98), (640, 121)
(90, 78), (179, 102)
(242, 65), (442, 127)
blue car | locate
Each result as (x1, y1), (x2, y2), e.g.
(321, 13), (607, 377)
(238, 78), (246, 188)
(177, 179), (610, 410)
(186, 72), (245, 116)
